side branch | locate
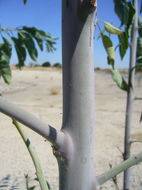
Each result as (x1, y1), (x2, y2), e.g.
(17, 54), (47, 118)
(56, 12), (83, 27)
(97, 152), (142, 185)
(0, 97), (65, 149)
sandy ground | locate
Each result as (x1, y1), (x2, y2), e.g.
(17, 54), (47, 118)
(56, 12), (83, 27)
(0, 69), (142, 190)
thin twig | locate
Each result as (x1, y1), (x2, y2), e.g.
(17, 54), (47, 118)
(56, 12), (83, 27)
(130, 139), (142, 144)
(12, 119), (49, 190)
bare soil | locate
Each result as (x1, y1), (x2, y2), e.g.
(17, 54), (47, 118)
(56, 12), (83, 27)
(0, 69), (142, 189)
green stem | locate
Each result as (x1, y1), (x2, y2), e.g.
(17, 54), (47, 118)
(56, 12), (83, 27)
(12, 119), (49, 190)
(97, 151), (142, 185)
(0, 27), (17, 32)
(130, 139), (142, 144)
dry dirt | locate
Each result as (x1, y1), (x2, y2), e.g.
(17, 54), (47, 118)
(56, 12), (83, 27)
(0, 69), (142, 189)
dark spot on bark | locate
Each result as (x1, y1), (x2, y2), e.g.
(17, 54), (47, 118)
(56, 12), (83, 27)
(26, 139), (30, 147)
(48, 125), (57, 143)
(66, 0), (69, 8)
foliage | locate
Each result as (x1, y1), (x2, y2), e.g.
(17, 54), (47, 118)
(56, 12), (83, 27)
(0, 25), (56, 84)
(24, 0), (27, 5)
(98, 0), (142, 89)
(42, 61), (51, 67)
(53, 62), (62, 68)
(104, 22), (123, 35)
(118, 31), (129, 59)
(112, 0), (142, 72)
(101, 34), (115, 64)
(110, 65), (128, 91)
(113, 0), (135, 59)
(98, 21), (128, 91)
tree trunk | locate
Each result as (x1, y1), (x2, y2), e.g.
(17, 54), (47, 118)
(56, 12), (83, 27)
(123, 0), (138, 189)
(56, 1), (98, 189)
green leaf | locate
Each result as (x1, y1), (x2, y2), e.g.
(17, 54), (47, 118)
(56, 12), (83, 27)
(118, 31), (129, 59)
(113, 0), (130, 26)
(2, 37), (12, 58)
(101, 34), (115, 64)
(1, 65), (11, 84)
(109, 163), (118, 185)
(0, 62), (11, 84)
(126, 2), (135, 32)
(138, 16), (142, 37)
(24, 0), (27, 4)
(113, 0), (135, 32)
(104, 22), (123, 35)
(110, 65), (128, 91)
(38, 30), (52, 38)
(22, 27), (43, 51)
(11, 37), (26, 68)
(0, 49), (9, 63)
(18, 31), (38, 61)
(36, 29), (57, 52)
(28, 186), (36, 190)
(46, 39), (56, 53)
(22, 27), (57, 52)
(0, 40), (11, 84)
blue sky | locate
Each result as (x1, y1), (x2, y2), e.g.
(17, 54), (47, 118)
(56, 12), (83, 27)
(0, 0), (132, 68)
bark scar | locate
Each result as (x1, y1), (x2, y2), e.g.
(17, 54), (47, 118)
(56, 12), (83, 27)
(66, 0), (69, 8)
(52, 145), (66, 162)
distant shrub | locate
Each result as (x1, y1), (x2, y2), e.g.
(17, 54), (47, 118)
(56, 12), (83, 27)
(28, 62), (41, 67)
(53, 63), (62, 68)
(95, 67), (101, 71)
(42, 62), (51, 67)
(29, 62), (34, 67)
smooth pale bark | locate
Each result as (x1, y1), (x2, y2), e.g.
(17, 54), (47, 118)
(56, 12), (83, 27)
(58, 1), (98, 190)
(0, 97), (66, 149)
(123, 0), (138, 189)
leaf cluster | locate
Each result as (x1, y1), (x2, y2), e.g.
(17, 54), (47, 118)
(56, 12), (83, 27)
(113, 0), (142, 72)
(0, 26), (56, 84)
(0, 37), (12, 84)
(98, 0), (142, 90)
(98, 21), (128, 91)
(113, 0), (135, 59)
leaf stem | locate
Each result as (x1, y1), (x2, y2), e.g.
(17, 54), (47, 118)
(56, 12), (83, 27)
(130, 139), (142, 144)
(12, 119), (49, 190)
(0, 27), (18, 32)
